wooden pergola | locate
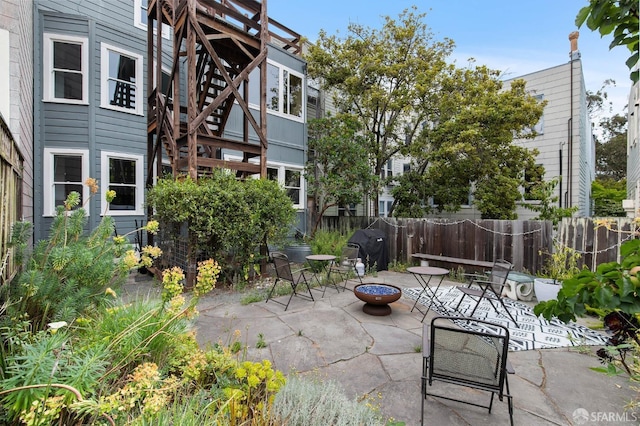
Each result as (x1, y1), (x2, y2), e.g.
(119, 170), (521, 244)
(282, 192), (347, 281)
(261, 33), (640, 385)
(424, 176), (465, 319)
(146, 0), (302, 184)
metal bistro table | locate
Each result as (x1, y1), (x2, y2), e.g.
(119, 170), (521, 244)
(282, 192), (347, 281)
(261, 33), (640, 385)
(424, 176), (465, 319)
(407, 266), (450, 322)
(305, 254), (339, 296)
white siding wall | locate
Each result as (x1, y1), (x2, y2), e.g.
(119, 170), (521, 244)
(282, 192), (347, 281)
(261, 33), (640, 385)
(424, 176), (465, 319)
(507, 59), (593, 217)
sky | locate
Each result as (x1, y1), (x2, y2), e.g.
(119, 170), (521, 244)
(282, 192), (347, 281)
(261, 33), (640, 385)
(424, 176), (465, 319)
(268, 0), (633, 123)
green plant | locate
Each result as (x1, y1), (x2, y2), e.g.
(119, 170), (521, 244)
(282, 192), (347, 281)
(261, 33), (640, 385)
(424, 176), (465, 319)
(538, 241), (582, 284)
(147, 172), (296, 285)
(1, 183), (160, 332)
(525, 177), (579, 226)
(449, 266), (467, 282)
(0, 326), (110, 424)
(256, 333), (267, 349)
(240, 290), (267, 305)
(272, 375), (386, 426)
(387, 260), (408, 272)
(308, 229), (350, 258)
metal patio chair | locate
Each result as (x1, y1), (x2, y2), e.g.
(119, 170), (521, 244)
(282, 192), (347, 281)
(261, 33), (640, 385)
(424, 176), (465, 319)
(266, 252), (315, 311)
(421, 316), (515, 426)
(455, 259), (518, 325)
(329, 243), (362, 290)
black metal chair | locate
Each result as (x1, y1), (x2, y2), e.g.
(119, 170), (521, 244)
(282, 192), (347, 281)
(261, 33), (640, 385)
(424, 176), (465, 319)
(455, 259), (518, 325)
(421, 316), (515, 426)
(328, 243), (362, 290)
(266, 252), (315, 311)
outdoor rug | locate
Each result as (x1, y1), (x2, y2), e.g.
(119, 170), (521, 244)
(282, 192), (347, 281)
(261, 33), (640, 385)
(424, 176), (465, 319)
(403, 286), (609, 351)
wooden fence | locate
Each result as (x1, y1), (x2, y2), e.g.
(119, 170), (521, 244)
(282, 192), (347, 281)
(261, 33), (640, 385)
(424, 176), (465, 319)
(557, 217), (639, 272)
(320, 216), (638, 275)
(0, 117), (23, 286)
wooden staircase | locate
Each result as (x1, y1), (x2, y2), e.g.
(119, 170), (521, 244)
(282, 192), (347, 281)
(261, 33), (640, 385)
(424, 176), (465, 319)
(146, 0), (302, 182)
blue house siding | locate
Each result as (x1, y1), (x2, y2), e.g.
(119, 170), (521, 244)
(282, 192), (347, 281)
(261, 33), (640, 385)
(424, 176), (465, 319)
(33, 1), (173, 243)
(33, 1), (311, 242)
(222, 43), (309, 233)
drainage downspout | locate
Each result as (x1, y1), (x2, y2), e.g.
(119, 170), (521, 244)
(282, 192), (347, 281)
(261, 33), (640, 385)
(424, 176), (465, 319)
(559, 142), (563, 208)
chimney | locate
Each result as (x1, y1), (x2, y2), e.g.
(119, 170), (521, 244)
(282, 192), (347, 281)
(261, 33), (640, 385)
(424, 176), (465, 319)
(569, 31), (581, 59)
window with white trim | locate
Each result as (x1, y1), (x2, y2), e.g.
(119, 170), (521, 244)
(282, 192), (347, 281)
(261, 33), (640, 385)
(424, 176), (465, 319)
(100, 43), (143, 115)
(524, 93), (544, 135)
(266, 164), (304, 209)
(101, 151), (144, 215)
(43, 148), (90, 216)
(43, 34), (88, 104)
(134, 0), (171, 39)
(248, 60), (304, 122)
(379, 200), (394, 217)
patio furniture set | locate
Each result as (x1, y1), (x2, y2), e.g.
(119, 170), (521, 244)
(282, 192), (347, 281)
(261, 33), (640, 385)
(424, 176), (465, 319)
(266, 251), (517, 425)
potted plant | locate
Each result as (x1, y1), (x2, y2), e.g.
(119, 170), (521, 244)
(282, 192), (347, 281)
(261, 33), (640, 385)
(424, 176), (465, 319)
(534, 243), (581, 302)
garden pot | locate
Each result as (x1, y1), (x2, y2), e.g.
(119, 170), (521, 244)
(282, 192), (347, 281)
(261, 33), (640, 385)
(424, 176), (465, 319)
(283, 244), (312, 264)
(534, 278), (561, 302)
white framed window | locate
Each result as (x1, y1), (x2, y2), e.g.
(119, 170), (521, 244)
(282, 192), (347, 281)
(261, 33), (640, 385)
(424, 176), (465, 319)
(266, 164), (304, 210)
(223, 154), (305, 210)
(381, 159), (393, 179)
(134, 0), (171, 39)
(100, 151), (144, 215)
(248, 60), (304, 122)
(379, 200), (394, 217)
(43, 33), (89, 104)
(524, 93), (544, 135)
(100, 43), (143, 115)
(43, 148), (90, 216)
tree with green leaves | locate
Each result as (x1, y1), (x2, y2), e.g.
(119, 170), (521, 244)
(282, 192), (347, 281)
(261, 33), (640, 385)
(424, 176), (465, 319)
(576, 0), (639, 83)
(306, 115), (375, 235)
(525, 177), (579, 225)
(592, 179), (627, 216)
(596, 113), (628, 180)
(305, 7), (454, 215)
(393, 66), (545, 219)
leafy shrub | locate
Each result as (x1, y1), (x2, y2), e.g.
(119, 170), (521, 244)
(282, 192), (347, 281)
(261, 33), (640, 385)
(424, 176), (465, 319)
(534, 238), (640, 322)
(1, 184), (160, 332)
(147, 172), (296, 285)
(309, 229), (350, 257)
(272, 375), (386, 426)
(534, 234), (640, 410)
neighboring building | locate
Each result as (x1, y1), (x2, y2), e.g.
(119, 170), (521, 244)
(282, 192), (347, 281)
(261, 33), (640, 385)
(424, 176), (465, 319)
(416, 31), (595, 220)
(32, 0), (167, 242)
(318, 33), (595, 220)
(507, 31), (594, 219)
(0, 0), (33, 222)
(31, 0), (310, 243)
(0, 0), (33, 282)
(623, 79), (639, 218)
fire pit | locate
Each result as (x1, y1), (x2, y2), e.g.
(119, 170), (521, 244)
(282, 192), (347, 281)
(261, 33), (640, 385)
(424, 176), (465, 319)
(353, 283), (402, 316)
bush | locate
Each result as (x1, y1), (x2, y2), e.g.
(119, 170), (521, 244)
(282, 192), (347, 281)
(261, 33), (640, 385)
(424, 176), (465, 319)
(147, 172), (296, 285)
(309, 229), (351, 258)
(272, 375), (386, 426)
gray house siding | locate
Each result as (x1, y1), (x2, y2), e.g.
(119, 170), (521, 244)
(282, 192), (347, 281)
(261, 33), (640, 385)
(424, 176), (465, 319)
(1, 0), (34, 225)
(223, 43), (309, 234)
(34, 0), (173, 243)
